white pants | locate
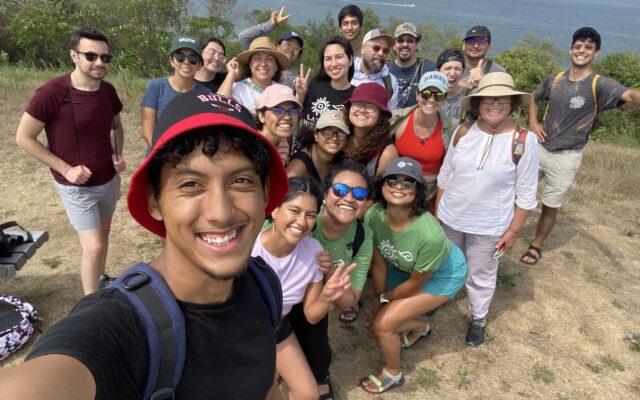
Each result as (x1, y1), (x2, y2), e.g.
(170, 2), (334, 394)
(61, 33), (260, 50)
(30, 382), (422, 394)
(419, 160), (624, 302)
(442, 223), (501, 319)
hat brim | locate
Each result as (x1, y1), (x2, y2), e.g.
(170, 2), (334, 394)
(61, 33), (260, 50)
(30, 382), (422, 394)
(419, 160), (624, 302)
(127, 113), (288, 237)
(236, 48), (290, 79)
(461, 88), (532, 110)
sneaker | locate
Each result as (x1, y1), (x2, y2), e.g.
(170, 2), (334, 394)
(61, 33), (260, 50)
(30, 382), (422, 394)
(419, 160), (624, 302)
(466, 319), (486, 346)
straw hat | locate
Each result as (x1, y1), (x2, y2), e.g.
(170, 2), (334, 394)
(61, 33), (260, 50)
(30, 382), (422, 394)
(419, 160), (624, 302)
(461, 72), (532, 110)
(236, 37), (290, 80)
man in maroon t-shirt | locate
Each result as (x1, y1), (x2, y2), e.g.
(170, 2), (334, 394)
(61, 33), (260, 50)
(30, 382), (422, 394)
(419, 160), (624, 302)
(16, 28), (126, 294)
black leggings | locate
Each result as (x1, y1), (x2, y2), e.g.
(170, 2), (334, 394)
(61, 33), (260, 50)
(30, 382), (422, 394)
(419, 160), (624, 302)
(287, 302), (332, 382)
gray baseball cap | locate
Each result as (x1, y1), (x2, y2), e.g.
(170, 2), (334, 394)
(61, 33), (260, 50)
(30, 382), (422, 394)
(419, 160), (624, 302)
(382, 157), (423, 181)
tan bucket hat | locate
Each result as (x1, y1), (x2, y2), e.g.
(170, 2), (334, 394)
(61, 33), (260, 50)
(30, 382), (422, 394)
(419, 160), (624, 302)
(236, 37), (290, 80)
(461, 72), (532, 110)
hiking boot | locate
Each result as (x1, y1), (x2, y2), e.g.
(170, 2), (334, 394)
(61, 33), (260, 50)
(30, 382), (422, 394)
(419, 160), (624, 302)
(466, 319), (486, 346)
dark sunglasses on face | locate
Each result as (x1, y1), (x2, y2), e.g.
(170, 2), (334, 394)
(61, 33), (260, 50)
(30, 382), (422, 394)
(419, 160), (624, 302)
(480, 96), (511, 105)
(420, 89), (447, 102)
(173, 52), (201, 65)
(366, 43), (391, 55)
(385, 175), (417, 190)
(351, 101), (378, 113)
(269, 106), (300, 119)
(76, 51), (113, 63)
(318, 128), (348, 140)
(465, 37), (489, 46)
(396, 37), (416, 44)
(572, 43), (596, 51)
(331, 183), (368, 201)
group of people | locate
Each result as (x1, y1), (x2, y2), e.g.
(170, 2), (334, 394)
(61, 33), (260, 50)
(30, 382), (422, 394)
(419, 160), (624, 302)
(4, 2), (640, 399)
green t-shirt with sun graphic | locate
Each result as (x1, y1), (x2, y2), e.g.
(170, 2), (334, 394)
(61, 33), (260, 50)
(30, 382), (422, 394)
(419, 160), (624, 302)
(312, 209), (373, 291)
(364, 203), (452, 274)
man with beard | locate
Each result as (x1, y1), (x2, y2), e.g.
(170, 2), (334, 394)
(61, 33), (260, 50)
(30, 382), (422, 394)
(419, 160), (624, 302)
(15, 28), (125, 295)
(1, 93), (289, 399)
(388, 22), (436, 108)
(521, 27), (640, 266)
(460, 26), (505, 90)
(352, 29), (399, 110)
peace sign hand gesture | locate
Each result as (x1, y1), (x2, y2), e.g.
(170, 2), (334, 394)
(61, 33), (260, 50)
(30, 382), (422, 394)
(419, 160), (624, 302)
(295, 63), (312, 103)
(320, 262), (357, 303)
(271, 7), (290, 25)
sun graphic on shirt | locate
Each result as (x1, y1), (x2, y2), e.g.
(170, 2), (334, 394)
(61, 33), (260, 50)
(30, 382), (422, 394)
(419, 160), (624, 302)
(569, 96), (586, 109)
(378, 239), (397, 261)
(311, 97), (331, 115)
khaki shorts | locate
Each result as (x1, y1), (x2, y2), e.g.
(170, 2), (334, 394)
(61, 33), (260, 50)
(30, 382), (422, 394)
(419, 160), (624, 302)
(538, 145), (584, 208)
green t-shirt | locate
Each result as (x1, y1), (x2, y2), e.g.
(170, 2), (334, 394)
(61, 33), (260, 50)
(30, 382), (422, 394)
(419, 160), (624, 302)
(364, 203), (452, 274)
(312, 210), (373, 291)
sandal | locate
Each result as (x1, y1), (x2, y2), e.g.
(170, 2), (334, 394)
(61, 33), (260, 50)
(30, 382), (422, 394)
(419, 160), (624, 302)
(317, 375), (334, 400)
(339, 300), (362, 323)
(520, 245), (542, 265)
(401, 321), (432, 349)
(359, 368), (405, 394)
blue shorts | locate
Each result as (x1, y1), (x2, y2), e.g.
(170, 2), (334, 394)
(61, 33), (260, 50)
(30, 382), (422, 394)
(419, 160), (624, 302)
(387, 245), (467, 299)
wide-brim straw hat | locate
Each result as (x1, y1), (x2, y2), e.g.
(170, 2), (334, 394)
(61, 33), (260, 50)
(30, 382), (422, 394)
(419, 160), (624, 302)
(236, 37), (290, 80)
(461, 72), (532, 110)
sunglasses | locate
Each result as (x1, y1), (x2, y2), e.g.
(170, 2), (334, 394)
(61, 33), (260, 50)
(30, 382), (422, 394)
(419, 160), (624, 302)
(396, 37), (416, 44)
(572, 43), (596, 51)
(480, 96), (511, 105)
(365, 43), (391, 55)
(465, 37), (489, 46)
(318, 128), (348, 140)
(385, 175), (417, 190)
(331, 183), (368, 201)
(269, 107), (300, 119)
(76, 51), (113, 64)
(420, 89), (447, 102)
(173, 52), (201, 65)
(351, 101), (378, 113)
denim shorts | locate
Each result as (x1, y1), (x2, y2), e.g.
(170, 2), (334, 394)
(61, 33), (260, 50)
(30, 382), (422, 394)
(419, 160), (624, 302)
(54, 174), (121, 231)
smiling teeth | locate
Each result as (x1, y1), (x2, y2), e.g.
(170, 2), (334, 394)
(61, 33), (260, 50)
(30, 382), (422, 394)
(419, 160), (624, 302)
(289, 226), (304, 234)
(201, 228), (239, 246)
(338, 204), (355, 211)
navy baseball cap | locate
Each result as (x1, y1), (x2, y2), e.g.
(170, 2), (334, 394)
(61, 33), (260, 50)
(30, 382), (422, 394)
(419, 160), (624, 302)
(277, 31), (303, 48)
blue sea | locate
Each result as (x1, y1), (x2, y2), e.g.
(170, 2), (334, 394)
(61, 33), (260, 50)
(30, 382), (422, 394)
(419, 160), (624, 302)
(216, 0), (639, 55)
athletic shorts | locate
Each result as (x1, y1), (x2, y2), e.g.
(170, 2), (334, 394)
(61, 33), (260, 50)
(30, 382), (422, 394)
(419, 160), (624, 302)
(386, 244), (467, 299)
(54, 174), (121, 231)
(276, 316), (293, 344)
(538, 145), (584, 208)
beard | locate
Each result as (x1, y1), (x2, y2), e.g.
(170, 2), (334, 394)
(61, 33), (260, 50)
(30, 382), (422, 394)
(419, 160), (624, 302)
(363, 56), (384, 74)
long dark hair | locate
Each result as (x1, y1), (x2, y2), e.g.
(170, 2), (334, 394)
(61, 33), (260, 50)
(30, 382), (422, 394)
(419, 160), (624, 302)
(316, 36), (355, 83)
(371, 175), (429, 217)
(343, 104), (391, 165)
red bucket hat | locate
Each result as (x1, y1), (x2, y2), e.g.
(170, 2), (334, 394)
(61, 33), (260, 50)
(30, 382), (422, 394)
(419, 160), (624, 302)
(127, 92), (289, 237)
(345, 82), (389, 112)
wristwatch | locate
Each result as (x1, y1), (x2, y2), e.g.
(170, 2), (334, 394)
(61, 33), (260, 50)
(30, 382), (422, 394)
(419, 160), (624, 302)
(378, 293), (390, 304)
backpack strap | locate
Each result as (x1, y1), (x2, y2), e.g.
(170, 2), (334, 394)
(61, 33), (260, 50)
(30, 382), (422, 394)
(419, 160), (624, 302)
(350, 219), (365, 258)
(542, 71), (566, 121)
(512, 127), (528, 166)
(382, 74), (394, 99)
(108, 263), (186, 400)
(482, 59), (493, 75)
(452, 121), (474, 148)
(248, 256), (282, 328)
(577, 74), (600, 130)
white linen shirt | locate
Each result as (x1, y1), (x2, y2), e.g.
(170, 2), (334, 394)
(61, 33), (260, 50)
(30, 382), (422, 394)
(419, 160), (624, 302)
(437, 122), (539, 236)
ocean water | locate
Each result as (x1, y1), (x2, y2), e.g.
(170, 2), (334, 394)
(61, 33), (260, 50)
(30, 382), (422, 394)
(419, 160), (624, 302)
(218, 0), (639, 55)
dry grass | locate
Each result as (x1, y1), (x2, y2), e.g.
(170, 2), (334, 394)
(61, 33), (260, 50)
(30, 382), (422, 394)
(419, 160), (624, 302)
(1, 66), (640, 399)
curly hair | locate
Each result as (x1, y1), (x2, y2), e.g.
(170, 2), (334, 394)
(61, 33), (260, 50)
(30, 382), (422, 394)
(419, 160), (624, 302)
(343, 104), (391, 165)
(370, 174), (429, 217)
(323, 159), (371, 192)
(148, 127), (270, 197)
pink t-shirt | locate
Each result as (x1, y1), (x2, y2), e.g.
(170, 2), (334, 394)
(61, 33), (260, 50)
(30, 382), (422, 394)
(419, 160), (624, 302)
(251, 232), (324, 316)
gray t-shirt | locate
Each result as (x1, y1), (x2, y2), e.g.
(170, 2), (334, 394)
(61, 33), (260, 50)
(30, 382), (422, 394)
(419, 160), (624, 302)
(533, 72), (627, 151)
(440, 89), (466, 122)
(461, 58), (505, 80)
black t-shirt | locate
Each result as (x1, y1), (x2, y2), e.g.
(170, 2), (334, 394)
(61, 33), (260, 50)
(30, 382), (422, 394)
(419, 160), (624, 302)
(301, 79), (354, 133)
(27, 271), (276, 399)
(195, 72), (227, 93)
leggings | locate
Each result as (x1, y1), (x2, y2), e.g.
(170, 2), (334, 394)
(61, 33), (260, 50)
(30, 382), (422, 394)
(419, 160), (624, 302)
(286, 302), (332, 382)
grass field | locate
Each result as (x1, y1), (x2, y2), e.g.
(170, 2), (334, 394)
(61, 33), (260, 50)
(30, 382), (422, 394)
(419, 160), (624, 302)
(1, 66), (639, 399)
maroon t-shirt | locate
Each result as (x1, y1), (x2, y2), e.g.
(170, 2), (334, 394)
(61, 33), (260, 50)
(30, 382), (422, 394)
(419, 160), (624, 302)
(25, 74), (123, 186)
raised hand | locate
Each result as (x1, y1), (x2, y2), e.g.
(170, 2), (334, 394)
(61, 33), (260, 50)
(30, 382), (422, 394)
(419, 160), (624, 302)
(271, 6), (290, 25)
(467, 59), (484, 88)
(295, 63), (311, 102)
(320, 262), (357, 302)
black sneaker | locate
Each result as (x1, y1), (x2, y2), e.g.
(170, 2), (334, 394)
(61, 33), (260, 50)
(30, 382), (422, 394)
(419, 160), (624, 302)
(466, 319), (486, 347)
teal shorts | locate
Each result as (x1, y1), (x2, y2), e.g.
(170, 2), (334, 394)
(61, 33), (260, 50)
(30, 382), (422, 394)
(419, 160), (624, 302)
(387, 244), (467, 299)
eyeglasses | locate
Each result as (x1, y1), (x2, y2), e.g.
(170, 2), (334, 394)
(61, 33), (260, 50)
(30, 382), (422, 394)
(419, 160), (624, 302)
(75, 51), (113, 64)
(351, 102), (378, 113)
(269, 106), (300, 119)
(420, 89), (447, 102)
(480, 96), (511, 105)
(279, 41), (301, 52)
(331, 183), (368, 201)
(173, 52), (201, 65)
(384, 175), (417, 190)
(572, 43), (596, 51)
(396, 37), (416, 44)
(364, 43), (391, 55)
(204, 49), (226, 61)
(318, 128), (348, 140)
(465, 37), (489, 46)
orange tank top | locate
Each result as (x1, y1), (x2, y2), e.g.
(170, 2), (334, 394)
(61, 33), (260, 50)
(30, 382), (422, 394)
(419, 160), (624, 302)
(395, 109), (445, 175)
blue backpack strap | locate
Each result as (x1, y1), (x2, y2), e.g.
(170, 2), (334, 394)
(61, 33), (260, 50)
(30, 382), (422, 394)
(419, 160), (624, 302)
(248, 256), (282, 328)
(108, 263), (185, 400)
